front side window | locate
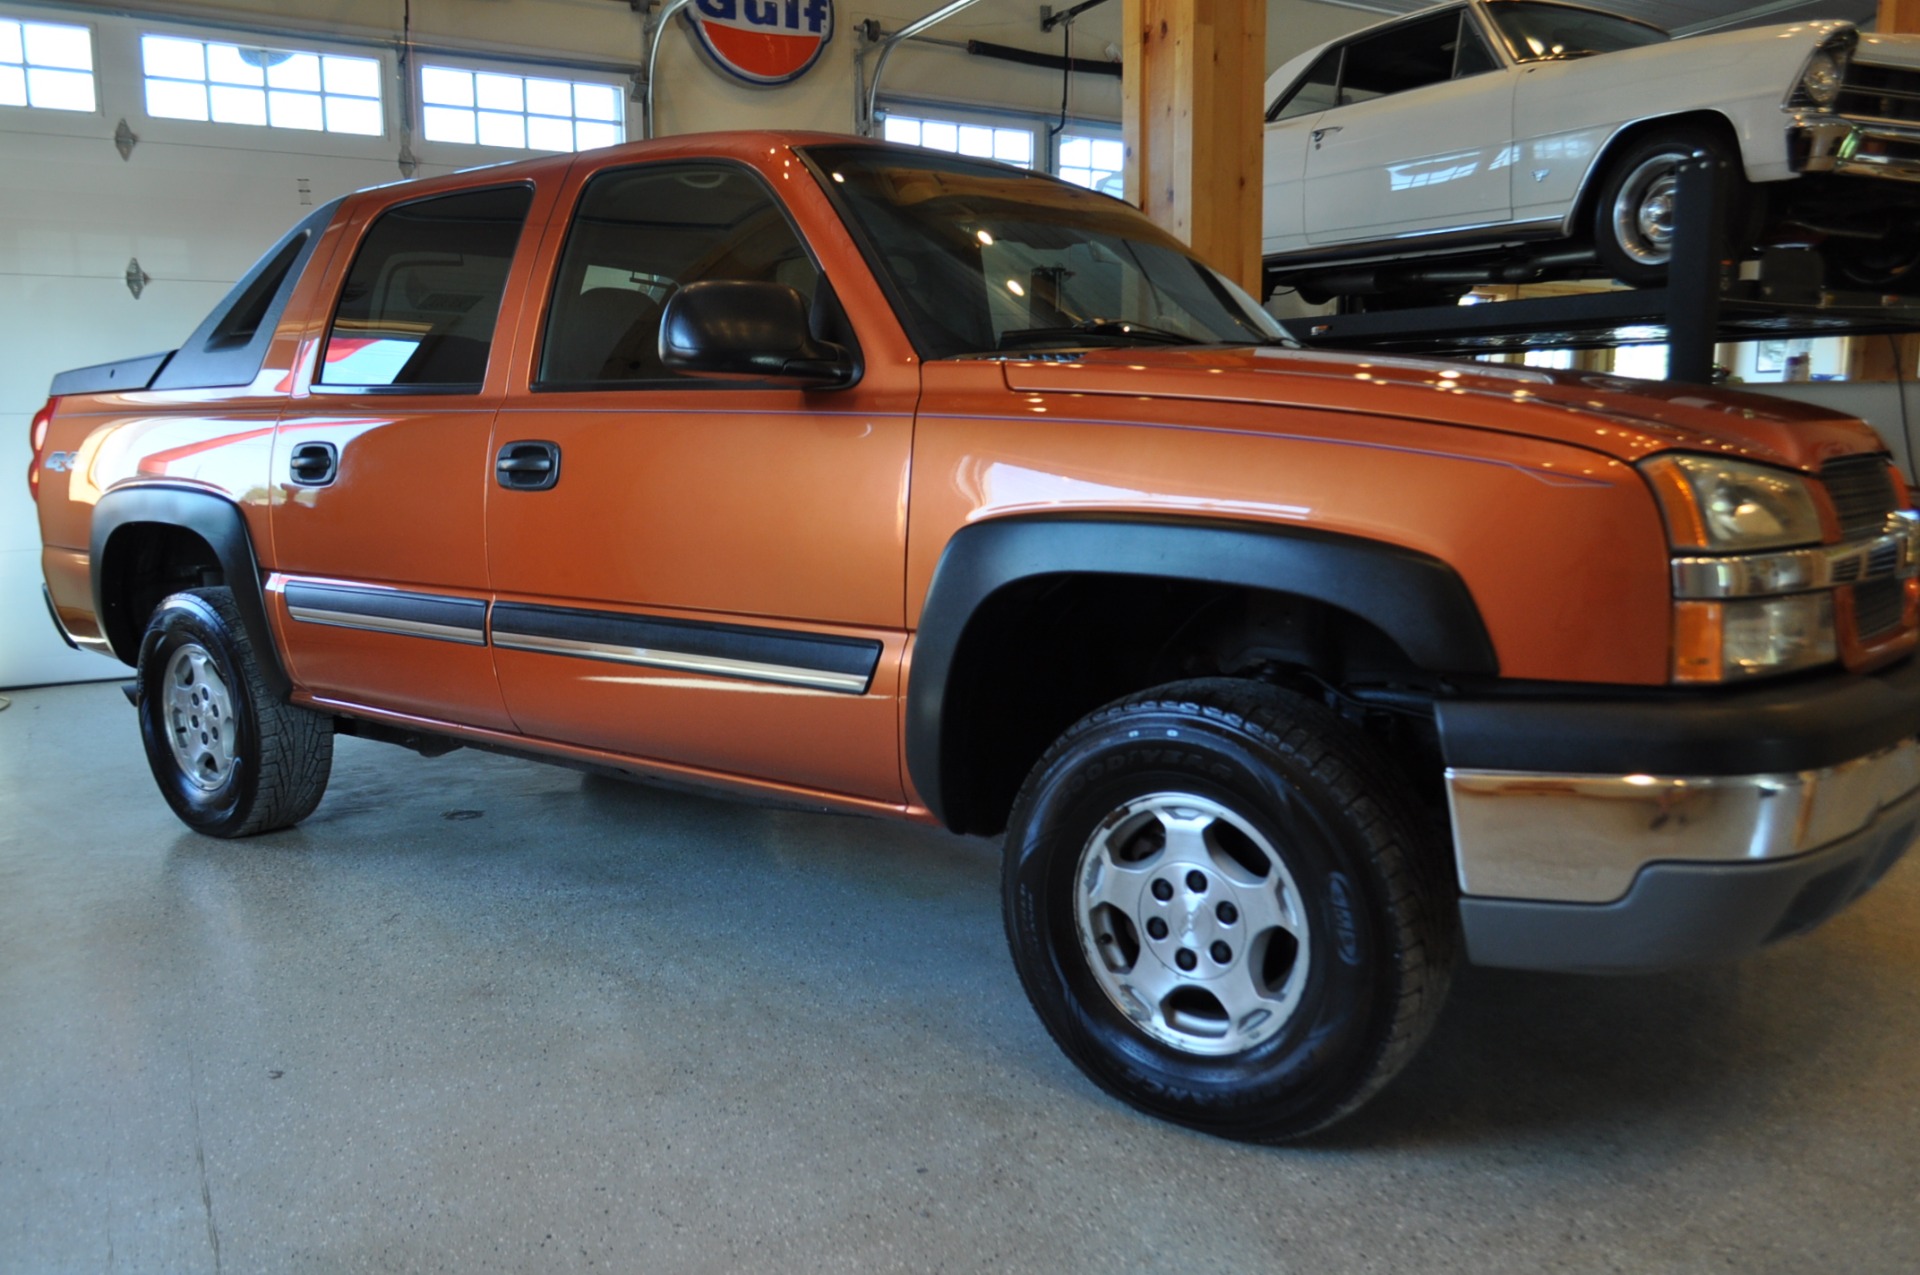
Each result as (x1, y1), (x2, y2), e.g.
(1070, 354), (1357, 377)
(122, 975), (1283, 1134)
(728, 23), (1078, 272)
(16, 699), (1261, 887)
(141, 34), (382, 134)
(1339, 10), (1469, 106)
(1485, 1), (1667, 62)
(1269, 47), (1340, 122)
(808, 146), (1283, 360)
(537, 163), (820, 386)
(320, 185), (533, 391)
(0, 19), (95, 113)
(419, 65), (623, 152)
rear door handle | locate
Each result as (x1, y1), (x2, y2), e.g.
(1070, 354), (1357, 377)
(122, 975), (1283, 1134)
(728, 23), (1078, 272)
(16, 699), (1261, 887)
(496, 440), (561, 491)
(288, 441), (338, 487)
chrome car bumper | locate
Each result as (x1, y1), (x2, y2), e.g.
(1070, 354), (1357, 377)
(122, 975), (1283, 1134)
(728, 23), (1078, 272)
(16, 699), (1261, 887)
(1436, 656), (1920, 972)
(1447, 737), (1920, 904)
(1788, 114), (1920, 181)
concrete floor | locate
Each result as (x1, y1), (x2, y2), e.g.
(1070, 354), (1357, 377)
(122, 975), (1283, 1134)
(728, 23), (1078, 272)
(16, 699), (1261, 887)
(2, 682), (1917, 1274)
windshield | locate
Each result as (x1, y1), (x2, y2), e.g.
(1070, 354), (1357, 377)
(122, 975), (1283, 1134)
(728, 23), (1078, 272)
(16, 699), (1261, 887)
(1486, 1), (1667, 62)
(802, 145), (1286, 359)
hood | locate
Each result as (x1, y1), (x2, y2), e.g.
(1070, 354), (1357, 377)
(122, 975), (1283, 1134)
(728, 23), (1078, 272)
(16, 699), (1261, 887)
(995, 347), (1885, 473)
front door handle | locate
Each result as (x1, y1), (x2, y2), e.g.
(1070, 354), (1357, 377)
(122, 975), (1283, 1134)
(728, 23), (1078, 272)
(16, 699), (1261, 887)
(288, 441), (338, 487)
(496, 440), (561, 491)
(1310, 126), (1342, 149)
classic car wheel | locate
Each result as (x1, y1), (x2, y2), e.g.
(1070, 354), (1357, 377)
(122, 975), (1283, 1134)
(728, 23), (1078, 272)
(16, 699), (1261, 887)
(1001, 679), (1453, 1142)
(137, 588), (332, 837)
(1592, 127), (1745, 285)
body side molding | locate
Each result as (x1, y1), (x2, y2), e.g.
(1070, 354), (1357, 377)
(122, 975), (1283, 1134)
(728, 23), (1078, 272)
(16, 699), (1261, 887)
(905, 515), (1499, 829)
(89, 484), (289, 698)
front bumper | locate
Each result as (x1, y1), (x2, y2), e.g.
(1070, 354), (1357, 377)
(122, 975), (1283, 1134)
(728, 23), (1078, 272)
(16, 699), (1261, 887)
(1439, 656), (1920, 971)
(1788, 114), (1920, 182)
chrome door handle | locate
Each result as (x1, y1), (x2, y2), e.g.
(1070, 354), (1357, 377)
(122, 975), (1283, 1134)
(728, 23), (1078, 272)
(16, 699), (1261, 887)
(1310, 126), (1342, 149)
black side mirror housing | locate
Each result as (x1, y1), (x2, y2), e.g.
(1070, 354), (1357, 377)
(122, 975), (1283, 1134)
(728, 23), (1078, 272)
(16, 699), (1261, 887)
(659, 281), (855, 386)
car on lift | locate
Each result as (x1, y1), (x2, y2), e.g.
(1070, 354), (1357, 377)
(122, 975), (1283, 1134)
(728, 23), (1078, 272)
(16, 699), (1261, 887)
(1261, 0), (1920, 303)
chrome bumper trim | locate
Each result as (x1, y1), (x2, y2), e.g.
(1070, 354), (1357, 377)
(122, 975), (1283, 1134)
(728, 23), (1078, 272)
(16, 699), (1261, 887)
(1446, 736), (1920, 903)
(1671, 512), (1919, 599)
(1788, 116), (1920, 181)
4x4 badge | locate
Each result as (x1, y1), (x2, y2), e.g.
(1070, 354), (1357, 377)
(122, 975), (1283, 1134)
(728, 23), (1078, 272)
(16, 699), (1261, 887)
(42, 451), (78, 473)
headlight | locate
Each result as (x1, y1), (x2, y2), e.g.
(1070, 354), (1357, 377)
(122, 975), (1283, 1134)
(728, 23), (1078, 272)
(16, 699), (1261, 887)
(1641, 455), (1824, 553)
(1801, 50), (1847, 108)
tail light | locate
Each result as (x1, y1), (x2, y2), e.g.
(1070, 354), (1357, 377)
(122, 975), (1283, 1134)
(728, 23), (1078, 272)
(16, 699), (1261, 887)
(27, 397), (57, 502)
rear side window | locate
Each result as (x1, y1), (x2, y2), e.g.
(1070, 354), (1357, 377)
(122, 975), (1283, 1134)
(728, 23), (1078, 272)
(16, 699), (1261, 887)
(319, 184), (533, 392)
(536, 162), (819, 387)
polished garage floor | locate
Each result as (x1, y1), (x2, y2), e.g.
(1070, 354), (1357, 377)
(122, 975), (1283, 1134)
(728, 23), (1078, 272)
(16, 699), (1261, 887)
(2, 683), (1916, 1274)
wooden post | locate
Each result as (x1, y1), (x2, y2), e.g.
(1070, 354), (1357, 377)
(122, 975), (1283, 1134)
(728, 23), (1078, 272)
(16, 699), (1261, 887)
(1882, 0), (1920, 33)
(1123, 0), (1266, 296)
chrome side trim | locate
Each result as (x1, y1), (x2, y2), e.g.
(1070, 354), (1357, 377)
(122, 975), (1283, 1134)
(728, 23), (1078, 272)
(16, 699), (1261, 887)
(1671, 513), (1918, 598)
(489, 629), (871, 693)
(1446, 737), (1920, 903)
(285, 605), (488, 645)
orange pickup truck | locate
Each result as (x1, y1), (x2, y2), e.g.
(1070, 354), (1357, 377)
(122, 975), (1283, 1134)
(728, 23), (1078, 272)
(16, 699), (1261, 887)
(28, 131), (1920, 1142)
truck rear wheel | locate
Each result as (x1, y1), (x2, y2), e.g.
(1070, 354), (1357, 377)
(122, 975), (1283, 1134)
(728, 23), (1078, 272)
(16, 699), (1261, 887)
(137, 587), (332, 837)
(1001, 679), (1452, 1142)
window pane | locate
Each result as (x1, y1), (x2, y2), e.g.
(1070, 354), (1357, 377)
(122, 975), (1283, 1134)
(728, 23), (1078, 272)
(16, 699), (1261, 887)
(538, 163), (818, 386)
(421, 65), (472, 107)
(922, 121), (956, 151)
(423, 103), (476, 144)
(322, 185), (533, 389)
(143, 35), (204, 80)
(1059, 136), (1090, 167)
(326, 95), (382, 135)
(1092, 139), (1123, 170)
(882, 117), (919, 145)
(206, 44), (264, 86)
(474, 72), (522, 111)
(0, 22), (22, 66)
(146, 78), (208, 120)
(24, 22), (91, 71)
(993, 130), (1031, 164)
(477, 110), (525, 148)
(526, 77), (571, 116)
(324, 55), (380, 98)
(575, 120), (620, 150)
(268, 52), (321, 92)
(209, 83), (267, 125)
(268, 89), (323, 130)
(0, 65), (24, 107)
(527, 114), (573, 151)
(957, 125), (993, 158)
(27, 66), (92, 111)
(574, 82), (619, 121)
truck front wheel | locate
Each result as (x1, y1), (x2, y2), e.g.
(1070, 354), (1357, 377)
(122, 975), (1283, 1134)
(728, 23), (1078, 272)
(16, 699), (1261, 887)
(1001, 679), (1452, 1142)
(137, 588), (332, 837)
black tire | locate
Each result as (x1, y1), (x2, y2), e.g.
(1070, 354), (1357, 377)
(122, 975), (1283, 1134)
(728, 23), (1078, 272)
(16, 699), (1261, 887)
(137, 587), (332, 837)
(1591, 125), (1748, 286)
(1823, 223), (1920, 294)
(1002, 679), (1453, 1143)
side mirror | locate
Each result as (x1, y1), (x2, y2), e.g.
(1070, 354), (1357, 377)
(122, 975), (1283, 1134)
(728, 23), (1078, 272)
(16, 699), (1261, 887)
(659, 281), (855, 386)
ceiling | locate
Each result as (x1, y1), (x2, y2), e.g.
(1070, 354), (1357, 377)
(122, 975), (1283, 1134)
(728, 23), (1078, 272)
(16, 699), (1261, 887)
(1308, 0), (1878, 36)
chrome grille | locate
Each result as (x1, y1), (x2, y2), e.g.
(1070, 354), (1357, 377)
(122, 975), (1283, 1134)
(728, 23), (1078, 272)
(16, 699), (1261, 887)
(1822, 455), (1899, 541)
(1837, 62), (1920, 125)
(1853, 578), (1905, 639)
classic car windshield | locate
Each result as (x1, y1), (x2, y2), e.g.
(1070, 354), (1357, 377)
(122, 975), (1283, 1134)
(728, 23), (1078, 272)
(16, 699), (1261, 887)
(804, 145), (1286, 359)
(1486, 2), (1667, 62)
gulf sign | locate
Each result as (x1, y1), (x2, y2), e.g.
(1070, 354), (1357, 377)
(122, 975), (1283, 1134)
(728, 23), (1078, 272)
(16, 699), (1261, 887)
(686, 0), (835, 87)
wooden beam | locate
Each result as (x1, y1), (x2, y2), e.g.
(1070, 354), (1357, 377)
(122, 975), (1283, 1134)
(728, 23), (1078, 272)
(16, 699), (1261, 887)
(1122, 0), (1266, 295)
(1881, 0), (1920, 34)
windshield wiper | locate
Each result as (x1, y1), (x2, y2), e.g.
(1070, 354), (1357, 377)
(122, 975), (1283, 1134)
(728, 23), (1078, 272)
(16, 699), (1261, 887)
(996, 319), (1204, 350)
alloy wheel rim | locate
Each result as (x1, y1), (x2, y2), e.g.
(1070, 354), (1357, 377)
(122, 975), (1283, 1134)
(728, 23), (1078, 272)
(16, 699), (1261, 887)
(163, 643), (237, 792)
(1073, 792), (1312, 1057)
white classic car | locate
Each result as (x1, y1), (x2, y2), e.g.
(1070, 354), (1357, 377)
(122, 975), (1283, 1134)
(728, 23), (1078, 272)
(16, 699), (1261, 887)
(1261, 0), (1920, 301)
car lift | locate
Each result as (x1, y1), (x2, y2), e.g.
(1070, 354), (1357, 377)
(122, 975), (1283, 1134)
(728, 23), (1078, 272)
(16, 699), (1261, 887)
(1277, 158), (1920, 385)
